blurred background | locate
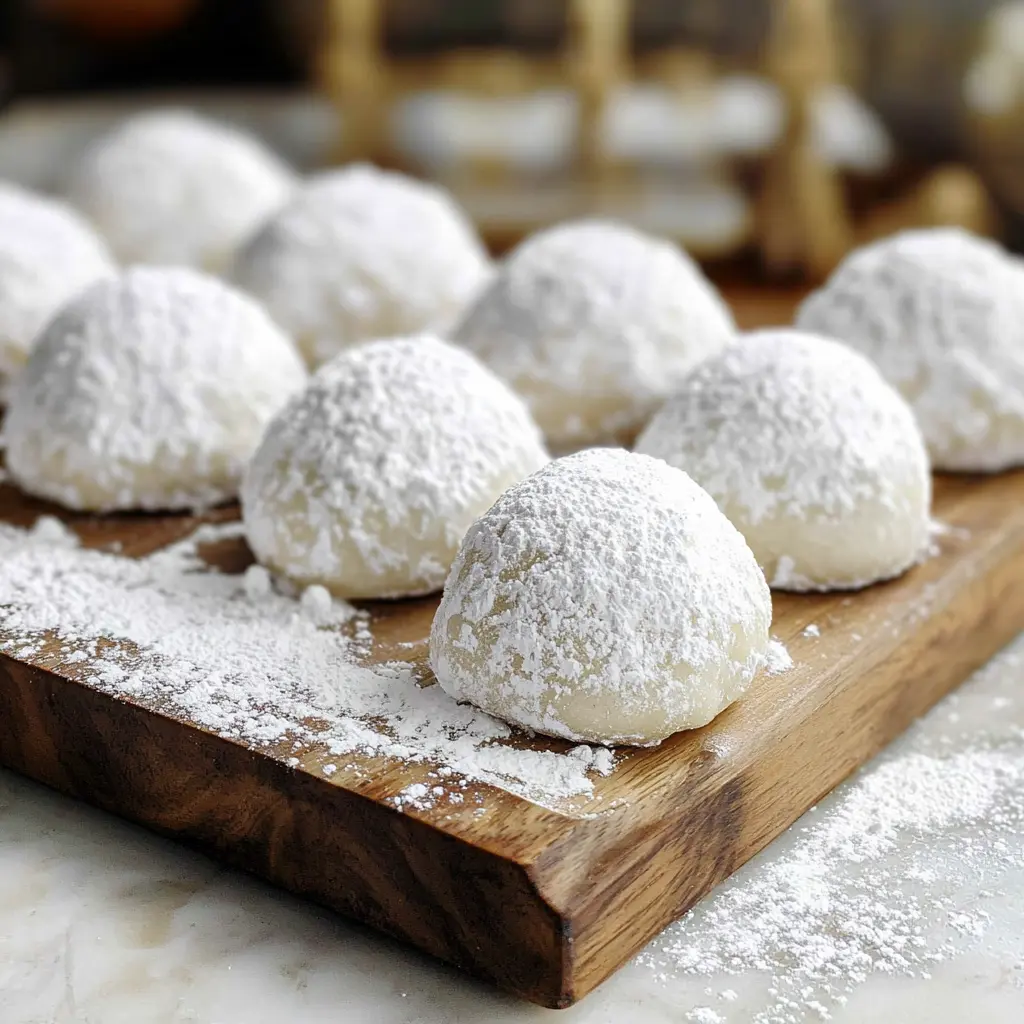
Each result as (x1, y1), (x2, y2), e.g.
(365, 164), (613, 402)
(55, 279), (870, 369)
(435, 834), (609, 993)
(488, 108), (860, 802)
(2, 0), (1024, 279)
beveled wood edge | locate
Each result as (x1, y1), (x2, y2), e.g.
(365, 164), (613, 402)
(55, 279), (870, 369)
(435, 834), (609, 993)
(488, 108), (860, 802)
(0, 656), (573, 1006)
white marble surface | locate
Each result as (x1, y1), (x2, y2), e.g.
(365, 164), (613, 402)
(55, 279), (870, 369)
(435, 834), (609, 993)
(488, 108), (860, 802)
(2, 636), (1024, 1023)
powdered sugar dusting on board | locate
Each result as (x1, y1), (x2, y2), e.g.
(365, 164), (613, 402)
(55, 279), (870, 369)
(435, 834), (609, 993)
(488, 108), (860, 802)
(636, 640), (1024, 1021)
(0, 516), (606, 809)
(764, 639), (793, 674)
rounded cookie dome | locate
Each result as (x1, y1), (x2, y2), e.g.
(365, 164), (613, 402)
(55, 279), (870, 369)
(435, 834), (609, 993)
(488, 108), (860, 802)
(0, 184), (114, 387)
(429, 448), (771, 746)
(231, 165), (492, 367)
(796, 228), (1024, 472)
(5, 267), (307, 512)
(64, 109), (296, 272)
(451, 219), (735, 450)
(241, 335), (548, 600)
(635, 329), (931, 591)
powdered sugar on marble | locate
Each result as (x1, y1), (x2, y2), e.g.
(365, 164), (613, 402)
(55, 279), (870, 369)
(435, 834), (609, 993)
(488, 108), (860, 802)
(0, 516), (608, 809)
(637, 639), (1024, 1022)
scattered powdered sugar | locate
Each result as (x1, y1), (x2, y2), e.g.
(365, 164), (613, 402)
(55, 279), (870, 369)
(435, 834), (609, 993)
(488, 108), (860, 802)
(231, 164), (492, 366)
(764, 639), (793, 675)
(686, 1008), (724, 1024)
(929, 517), (970, 544)
(826, 752), (1014, 859)
(242, 562), (272, 601)
(299, 583), (336, 626)
(636, 330), (932, 592)
(0, 182), (114, 382)
(797, 228), (1024, 472)
(242, 335), (548, 599)
(452, 219), (735, 448)
(64, 108), (296, 273)
(391, 782), (436, 811)
(28, 514), (81, 547)
(4, 266), (308, 512)
(802, 623), (821, 638)
(0, 516), (606, 808)
(919, 518), (972, 565)
(637, 639), (1024, 1022)
(568, 744), (617, 776)
(430, 449), (772, 745)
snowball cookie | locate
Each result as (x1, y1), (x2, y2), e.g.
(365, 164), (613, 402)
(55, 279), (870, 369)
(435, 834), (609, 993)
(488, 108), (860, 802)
(430, 449), (770, 745)
(5, 267), (307, 512)
(796, 228), (1024, 471)
(64, 109), (296, 272)
(451, 219), (735, 451)
(636, 330), (931, 591)
(241, 335), (548, 600)
(231, 165), (492, 367)
(0, 184), (114, 388)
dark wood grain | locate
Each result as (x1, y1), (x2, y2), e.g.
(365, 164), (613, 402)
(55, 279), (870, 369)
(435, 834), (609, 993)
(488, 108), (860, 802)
(1, 291), (1022, 1007)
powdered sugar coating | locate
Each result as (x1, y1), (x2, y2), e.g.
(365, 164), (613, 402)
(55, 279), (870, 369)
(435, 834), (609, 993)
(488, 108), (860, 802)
(0, 518), (609, 807)
(430, 448), (771, 745)
(64, 109), (296, 273)
(797, 228), (1024, 471)
(231, 165), (492, 367)
(636, 329), (931, 591)
(5, 267), (308, 512)
(451, 219), (735, 449)
(242, 335), (549, 600)
(0, 183), (114, 385)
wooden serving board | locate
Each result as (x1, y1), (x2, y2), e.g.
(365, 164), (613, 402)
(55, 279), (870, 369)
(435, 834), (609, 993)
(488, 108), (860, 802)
(2, 296), (1024, 1008)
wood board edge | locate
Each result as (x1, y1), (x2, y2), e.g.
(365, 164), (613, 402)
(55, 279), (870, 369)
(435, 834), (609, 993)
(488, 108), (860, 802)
(529, 479), (1024, 1003)
(0, 658), (575, 1007)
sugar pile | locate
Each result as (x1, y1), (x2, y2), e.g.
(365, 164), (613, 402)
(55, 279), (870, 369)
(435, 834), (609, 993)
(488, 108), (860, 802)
(637, 642), (1024, 1022)
(765, 640), (794, 675)
(0, 516), (614, 809)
